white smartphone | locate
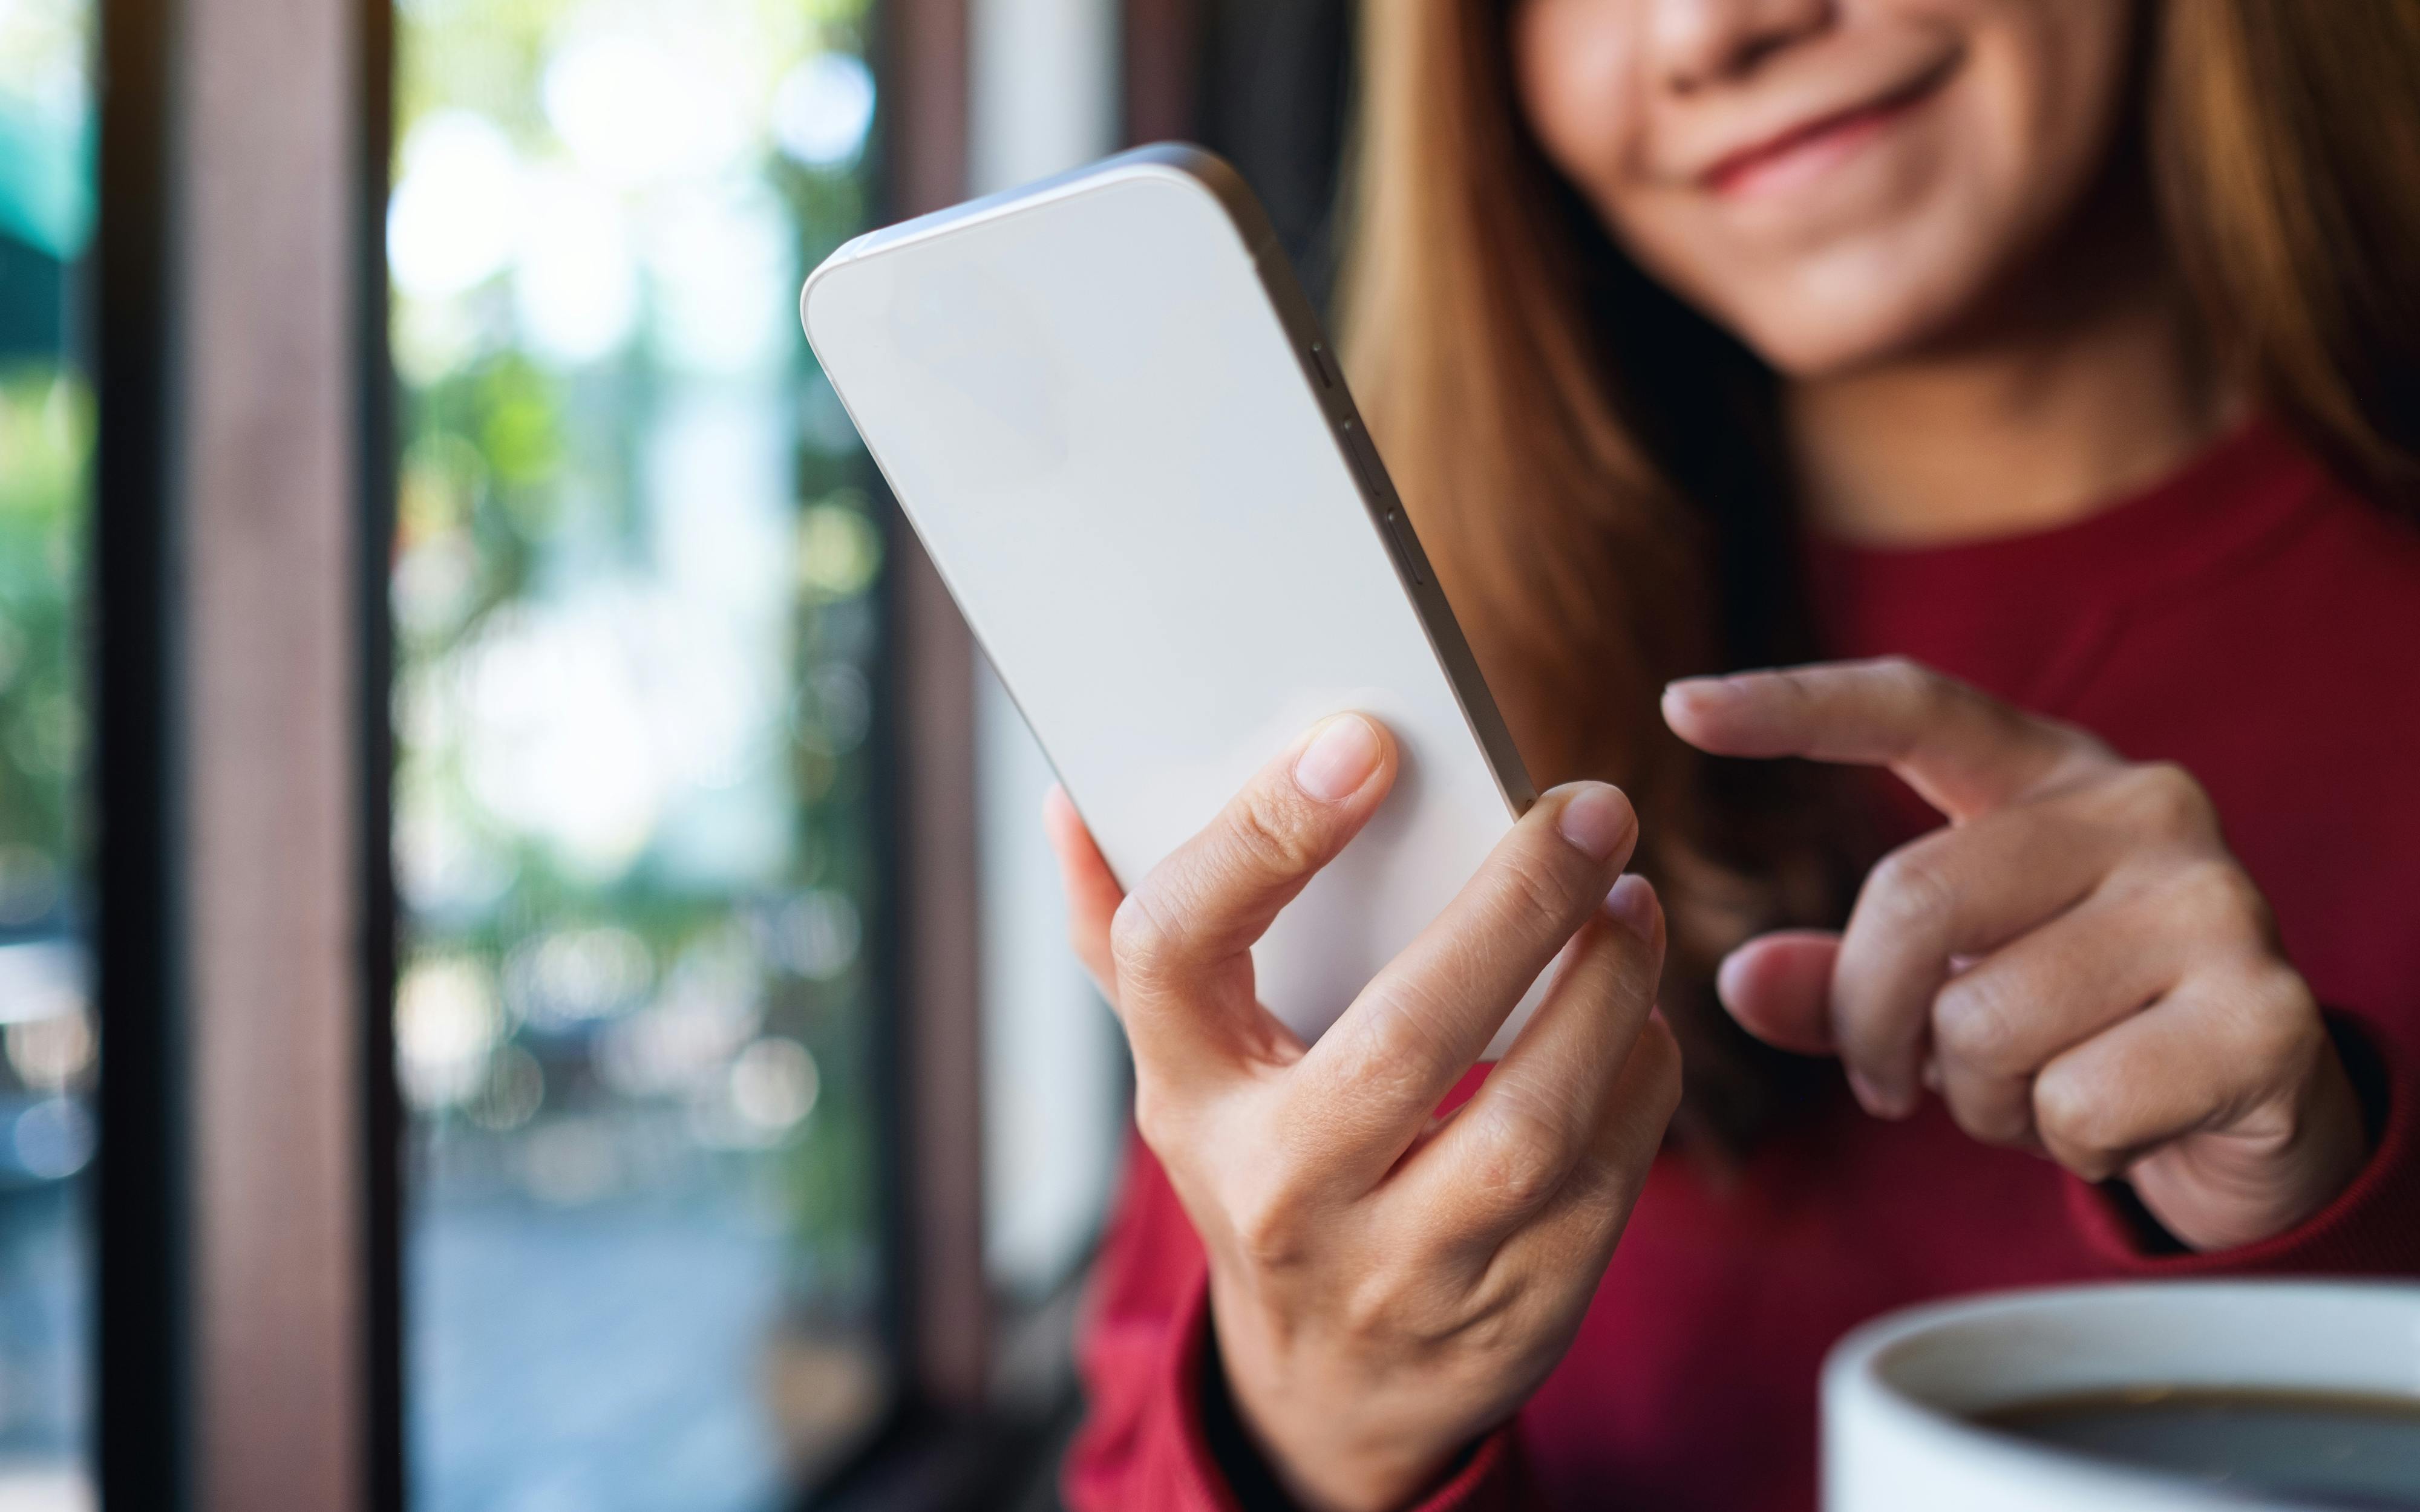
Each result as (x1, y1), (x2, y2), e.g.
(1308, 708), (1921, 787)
(802, 145), (1543, 1054)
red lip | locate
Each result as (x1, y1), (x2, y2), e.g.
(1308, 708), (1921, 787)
(1698, 60), (1955, 196)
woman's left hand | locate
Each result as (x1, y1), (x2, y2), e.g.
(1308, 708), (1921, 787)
(1663, 657), (2370, 1252)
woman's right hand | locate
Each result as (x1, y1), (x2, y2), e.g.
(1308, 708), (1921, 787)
(1044, 714), (1681, 1512)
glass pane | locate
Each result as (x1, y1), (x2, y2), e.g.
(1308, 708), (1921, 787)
(388, 3), (889, 1507)
(0, 0), (97, 1506)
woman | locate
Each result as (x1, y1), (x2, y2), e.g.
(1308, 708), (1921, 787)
(1055, 2), (2420, 1508)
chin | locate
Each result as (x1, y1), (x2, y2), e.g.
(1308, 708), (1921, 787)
(1703, 241), (2009, 379)
(1728, 301), (1955, 379)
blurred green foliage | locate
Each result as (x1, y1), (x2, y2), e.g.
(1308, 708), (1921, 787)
(393, 0), (889, 1311)
(0, 365), (88, 924)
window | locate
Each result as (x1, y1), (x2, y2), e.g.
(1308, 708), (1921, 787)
(388, 2), (890, 1505)
(48, 2), (1221, 1504)
(0, 1), (96, 1506)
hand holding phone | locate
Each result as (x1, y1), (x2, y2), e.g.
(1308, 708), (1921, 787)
(811, 148), (1685, 1507)
(1044, 715), (1679, 1512)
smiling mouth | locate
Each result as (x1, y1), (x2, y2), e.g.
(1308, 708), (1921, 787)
(1701, 59), (1958, 198)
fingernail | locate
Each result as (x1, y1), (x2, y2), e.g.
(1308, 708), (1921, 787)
(1846, 1069), (1911, 1119)
(1555, 784), (1636, 861)
(1294, 714), (1381, 803)
(1603, 874), (1658, 938)
(1664, 676), (1740, 705)
(1713, 948), (1751, 1012)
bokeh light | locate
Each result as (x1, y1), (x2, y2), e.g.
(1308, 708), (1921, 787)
(397, 957), (503, 1112)
(772, 53), (875, 168)
(388, 109), (523, 299)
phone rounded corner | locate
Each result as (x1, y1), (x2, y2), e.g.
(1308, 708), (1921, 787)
(798, 242), (866, 351)
(1112, 143), (1281, 259)
(1120, 142), (1240, 192)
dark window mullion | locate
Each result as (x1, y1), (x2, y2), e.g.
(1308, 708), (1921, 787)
(355, 0), (404, 1506)
(93, 0), (192, 1501)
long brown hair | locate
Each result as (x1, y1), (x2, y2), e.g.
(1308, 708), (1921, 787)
(1340, 0), (2420, 1146)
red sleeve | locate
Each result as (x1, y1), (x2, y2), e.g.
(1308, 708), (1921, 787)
(2067, 1011), (2420, 1274)
(1064, 1129), (1545, 1512)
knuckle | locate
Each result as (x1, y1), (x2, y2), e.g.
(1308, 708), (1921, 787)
(1335, 1262), (1430, 1343)
(1872, 654), (1934, 691)
(1866, 844), (1957, 933)
(1332, 1275), (1392, 1343)
(1229, 787), (1321, 881)
(1453, 1290), (1535, 1360)
(2230, 966), (2321, 1069)
(1107, 890), (1178, 983)
(1467, 1101), (1574, 1213)
(1881, 656), (1955, 715)
(1322, 1003), (1450, 1112)
(1224, 1166), (1316, 1269)
(2122, 762), (2219, 841)
(2170, 860), (2273, 942)
(2258, 964), (2321, 1027)
(1933, 973), (2022, 1070)
(1574, 1026), (1684, 1189)
(1493, 845), (1589, 931)
(2032, 1067), (2127, 1177)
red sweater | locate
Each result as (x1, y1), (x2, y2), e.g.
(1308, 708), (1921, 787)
(1063, 419), (2420, 1512)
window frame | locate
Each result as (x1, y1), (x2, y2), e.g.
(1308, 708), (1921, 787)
(93, 0), (399, 1505)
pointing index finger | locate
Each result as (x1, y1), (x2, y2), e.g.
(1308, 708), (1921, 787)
(1663, 657), (2109, 821)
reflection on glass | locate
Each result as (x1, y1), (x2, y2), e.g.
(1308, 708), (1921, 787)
(0, 1), (96, 1507)
(391, 1), (887, 1506)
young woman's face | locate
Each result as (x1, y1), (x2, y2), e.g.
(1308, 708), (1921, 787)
(1512, 0), (2137, 376)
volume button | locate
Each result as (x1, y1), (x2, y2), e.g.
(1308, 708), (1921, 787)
(1383, 509), (1430, 585)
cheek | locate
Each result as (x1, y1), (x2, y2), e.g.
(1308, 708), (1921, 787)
(1511, 0), (1647, 192)
(1981, 0), (2138, 240)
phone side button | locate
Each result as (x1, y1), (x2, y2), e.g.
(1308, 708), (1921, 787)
(1384, 508), (1431, 585)
(1309, 341), (1341, 390)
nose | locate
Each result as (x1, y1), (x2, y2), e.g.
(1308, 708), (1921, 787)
(1647, 0), (1833, 91)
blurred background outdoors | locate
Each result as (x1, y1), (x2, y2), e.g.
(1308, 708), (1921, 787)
(0, 0), (1352, 1509)
(388, 2), (894, 1506)
(1, 2), (100, 1508)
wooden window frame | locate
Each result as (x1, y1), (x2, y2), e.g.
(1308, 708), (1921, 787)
(877, 0), (992, 1419)
(94, 0), (401, 1505)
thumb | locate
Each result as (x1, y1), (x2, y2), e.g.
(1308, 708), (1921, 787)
(1715, 930), (1840, 1055)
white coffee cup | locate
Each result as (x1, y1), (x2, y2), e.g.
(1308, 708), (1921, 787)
(1823, 1280), (2420, 1511)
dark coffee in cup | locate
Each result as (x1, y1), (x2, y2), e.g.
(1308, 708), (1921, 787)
(1826, 1283), (2420, 1511)
(1975, 1387), (2420, 1511)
